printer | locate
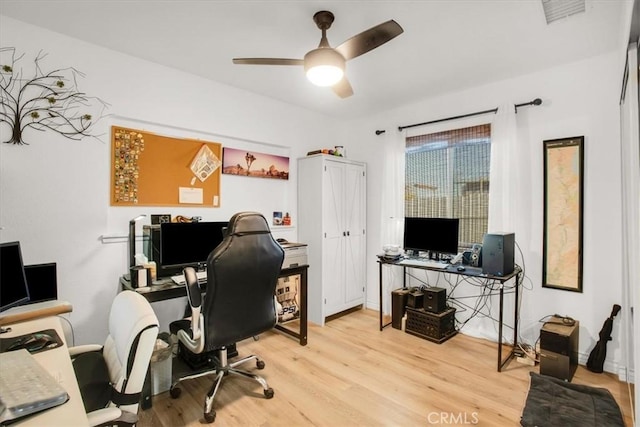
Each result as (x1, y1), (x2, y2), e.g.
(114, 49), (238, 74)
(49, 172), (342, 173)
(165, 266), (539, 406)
(279, 241), (308, 269)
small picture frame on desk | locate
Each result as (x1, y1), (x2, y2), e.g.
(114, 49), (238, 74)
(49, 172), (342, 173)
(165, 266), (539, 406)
(273, 211), (283, 226)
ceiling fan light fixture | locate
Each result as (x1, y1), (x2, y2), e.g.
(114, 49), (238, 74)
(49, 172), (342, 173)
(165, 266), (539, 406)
(304, 48), (345, 87)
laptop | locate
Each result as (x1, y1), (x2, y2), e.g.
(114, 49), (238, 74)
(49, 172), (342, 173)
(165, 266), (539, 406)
(0, 349), (69, 423)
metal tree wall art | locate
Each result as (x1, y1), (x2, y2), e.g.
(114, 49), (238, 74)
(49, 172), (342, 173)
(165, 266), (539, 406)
(0, 48), (108, 145)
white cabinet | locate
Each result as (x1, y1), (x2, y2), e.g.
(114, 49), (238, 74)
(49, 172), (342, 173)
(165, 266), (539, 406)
(298, 155), (366, 326)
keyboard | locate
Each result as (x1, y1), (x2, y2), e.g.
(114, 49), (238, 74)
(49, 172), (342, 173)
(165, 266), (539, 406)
(397, 258), (450, 269)
(171, 270), (207, 285)
(0, 349), (69, 424)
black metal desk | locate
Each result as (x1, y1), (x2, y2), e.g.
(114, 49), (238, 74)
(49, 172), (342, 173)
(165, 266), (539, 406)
(120, 265), (308, 346)
(377, 258), (522, 372)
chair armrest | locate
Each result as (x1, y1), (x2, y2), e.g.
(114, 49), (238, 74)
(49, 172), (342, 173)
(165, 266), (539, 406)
(87, 407), (123, 427)
(177, 315), (205, 354)
(87, 408), (137, 427)
(68, 344), (103, 357)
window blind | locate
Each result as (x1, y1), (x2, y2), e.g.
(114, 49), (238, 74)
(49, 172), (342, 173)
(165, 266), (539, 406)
(405, 124), (491, 247)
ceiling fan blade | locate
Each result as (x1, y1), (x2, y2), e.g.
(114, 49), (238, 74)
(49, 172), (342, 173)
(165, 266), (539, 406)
(332, 77), (354, 98)
(232, 58), (304, 66)
(335, 20), (404, 61)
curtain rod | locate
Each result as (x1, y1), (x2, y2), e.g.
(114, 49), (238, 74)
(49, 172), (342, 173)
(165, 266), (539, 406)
(396, 98), (542, 132)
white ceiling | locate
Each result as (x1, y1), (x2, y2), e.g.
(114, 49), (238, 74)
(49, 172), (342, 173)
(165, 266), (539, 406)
(0, 0), (627, 119)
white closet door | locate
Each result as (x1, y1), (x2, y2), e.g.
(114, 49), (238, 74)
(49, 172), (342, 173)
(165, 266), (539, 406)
(344, 163), (366, 304)
(323, 161), (345, 315)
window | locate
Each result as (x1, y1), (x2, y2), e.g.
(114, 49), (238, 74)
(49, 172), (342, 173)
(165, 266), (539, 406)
(405, 124), (491, 248)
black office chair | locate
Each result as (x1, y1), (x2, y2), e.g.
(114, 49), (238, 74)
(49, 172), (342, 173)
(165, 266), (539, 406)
(169, 211), (285, 423)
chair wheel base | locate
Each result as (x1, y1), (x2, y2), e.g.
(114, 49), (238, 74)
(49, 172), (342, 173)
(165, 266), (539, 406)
(257, 360), (265, 369)
(264, 387), (274, 399)
(170, 386), (182, 399)
(204, 409), (216, 423)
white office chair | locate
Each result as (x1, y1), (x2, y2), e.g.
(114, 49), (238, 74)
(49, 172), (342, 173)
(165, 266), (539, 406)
(69, 290), (158, 427)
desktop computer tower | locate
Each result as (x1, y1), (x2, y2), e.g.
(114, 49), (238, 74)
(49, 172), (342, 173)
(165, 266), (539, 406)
(391, 288), (410, 330)
(540, 317), (579, 381)
(482, 232), (515, 276)
(423, 287), (446, 313)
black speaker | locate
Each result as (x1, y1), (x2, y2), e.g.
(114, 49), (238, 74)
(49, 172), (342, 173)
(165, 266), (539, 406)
(423, 287), (446, 313)
(407, 290), (424, 309)
(482, 233), (514, 276)
(391, 289), (410, 329)
(462, 244), (482, 267)
(24, 263), (58, 303)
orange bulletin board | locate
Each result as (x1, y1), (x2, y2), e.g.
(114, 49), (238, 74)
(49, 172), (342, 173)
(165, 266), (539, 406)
(110, 126), (222, 207)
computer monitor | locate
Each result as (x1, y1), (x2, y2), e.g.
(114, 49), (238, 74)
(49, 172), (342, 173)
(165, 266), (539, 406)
(24, 263), (58, 303)
(0, 241), (31, 312)
(403, 217), (460, 257)
(158, 221), (228, 277)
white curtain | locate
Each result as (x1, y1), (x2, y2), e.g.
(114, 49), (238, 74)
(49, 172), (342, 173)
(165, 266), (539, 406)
(380, 129), (405, 247)
(619, 42), (639, 418)
(488, 102), (519, 233)
(379, 129), (406, 315)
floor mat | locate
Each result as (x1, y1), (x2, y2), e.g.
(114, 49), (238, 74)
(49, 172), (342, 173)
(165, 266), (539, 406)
(520, 372), (624, 427)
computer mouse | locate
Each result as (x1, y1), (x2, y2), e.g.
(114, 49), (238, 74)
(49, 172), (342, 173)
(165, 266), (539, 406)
(457, 266), (466, 271)
(25, 333), (57, 352)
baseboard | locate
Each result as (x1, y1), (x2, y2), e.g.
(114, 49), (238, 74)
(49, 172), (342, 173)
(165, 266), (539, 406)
(325, 305), (363, 323)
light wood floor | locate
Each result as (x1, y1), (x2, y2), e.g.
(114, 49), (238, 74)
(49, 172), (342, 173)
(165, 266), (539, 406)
(139, 309), (634, 426)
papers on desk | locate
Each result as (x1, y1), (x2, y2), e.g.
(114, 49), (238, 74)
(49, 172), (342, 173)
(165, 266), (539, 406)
(170, 270), (207, 285)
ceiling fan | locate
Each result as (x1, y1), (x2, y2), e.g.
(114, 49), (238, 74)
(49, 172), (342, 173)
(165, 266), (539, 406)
(232, 11), (404, 98)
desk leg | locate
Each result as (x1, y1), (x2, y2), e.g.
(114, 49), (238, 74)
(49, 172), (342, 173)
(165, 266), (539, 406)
(497, 274), (520, 372)
(379, 262), (383, 331)
(274, 267), (308, 346)
(497, 284), (504, 371)
(514, 272), (520, 350)
(299, 268), (308, 345)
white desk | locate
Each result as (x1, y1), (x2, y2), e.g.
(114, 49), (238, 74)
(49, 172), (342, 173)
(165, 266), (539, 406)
(2, 316), (89, 426)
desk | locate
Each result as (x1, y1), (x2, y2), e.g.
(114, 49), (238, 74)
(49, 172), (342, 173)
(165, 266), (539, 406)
(2, 316), (89, 426)
(120, 265), (308, 346)
(377, 259), (522, 372)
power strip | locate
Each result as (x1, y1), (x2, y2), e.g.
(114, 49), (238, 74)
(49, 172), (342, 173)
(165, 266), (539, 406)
(515, 345), (538, 366)
(516, 356), (536, 366)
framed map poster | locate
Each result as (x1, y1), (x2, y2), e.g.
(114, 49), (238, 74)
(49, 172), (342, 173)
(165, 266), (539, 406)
(543, 136), (584, 292)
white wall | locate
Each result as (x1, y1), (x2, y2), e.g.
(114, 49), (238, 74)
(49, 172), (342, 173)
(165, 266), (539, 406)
(351, 51), (625, 375)
(0, 16), (347, 344)
(1, 14), (629, 379)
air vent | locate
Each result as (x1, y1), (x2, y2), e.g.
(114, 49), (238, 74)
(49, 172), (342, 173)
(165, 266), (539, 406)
(541, 0), (586, 24)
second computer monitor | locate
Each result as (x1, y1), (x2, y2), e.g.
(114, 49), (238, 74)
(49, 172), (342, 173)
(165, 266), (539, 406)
(403, 217), (459, 257)
(24, 263), (58, 303)
(0, 241), (31, 312)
